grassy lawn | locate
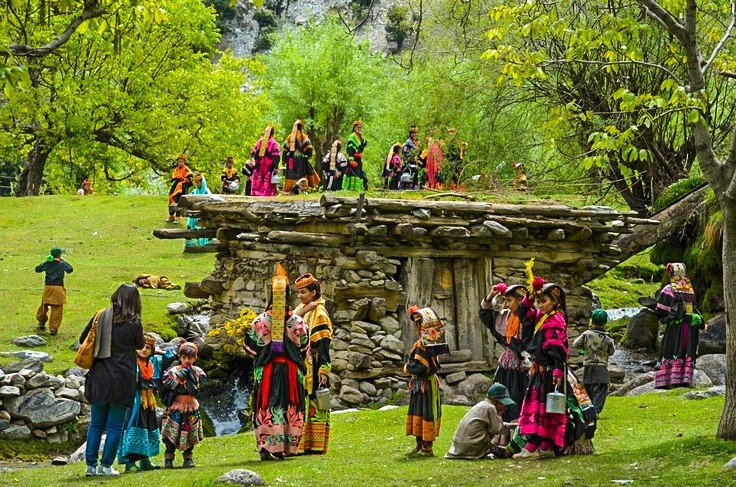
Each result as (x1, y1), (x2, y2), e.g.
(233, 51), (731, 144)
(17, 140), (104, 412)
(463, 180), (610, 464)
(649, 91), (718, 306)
(0, 393), (732, 486)
(0, 196), (214, 374)
(586, 250), (663, 309)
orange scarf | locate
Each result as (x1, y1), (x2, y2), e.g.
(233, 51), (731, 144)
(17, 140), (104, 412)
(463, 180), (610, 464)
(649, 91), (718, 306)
(505, 313), (520, 345)
(137, 357), (155, 409)
(172, 165), (192, 181)
(138, 356), (153, 380)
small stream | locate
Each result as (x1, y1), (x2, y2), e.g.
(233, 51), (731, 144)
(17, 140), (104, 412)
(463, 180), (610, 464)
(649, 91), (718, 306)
(199, 370), (251, 436)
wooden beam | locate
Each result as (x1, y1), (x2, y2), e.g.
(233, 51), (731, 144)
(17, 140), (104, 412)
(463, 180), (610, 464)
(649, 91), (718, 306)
(153, 228), (216, 239)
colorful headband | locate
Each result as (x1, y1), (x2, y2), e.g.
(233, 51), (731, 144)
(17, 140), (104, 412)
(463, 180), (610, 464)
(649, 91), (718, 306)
(295, 273), (318, 290)
(353, 120), (363, 128)
(177, 153), (187, 161)
(178, 341), (198, 355)
(144, 333), (156, 346)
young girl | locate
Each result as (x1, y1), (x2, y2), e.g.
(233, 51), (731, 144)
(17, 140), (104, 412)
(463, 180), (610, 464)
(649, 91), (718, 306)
(118, 333), (161, 472)
(404, 306), (449, 456)
(160, 342), (206, 468)
(514, 278), (569, 460)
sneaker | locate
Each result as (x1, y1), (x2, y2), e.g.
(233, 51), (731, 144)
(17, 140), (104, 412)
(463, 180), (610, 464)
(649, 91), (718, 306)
(513, 447), (541, 460)
(99, 466), (120, 476)
(84, 465), (98, 477)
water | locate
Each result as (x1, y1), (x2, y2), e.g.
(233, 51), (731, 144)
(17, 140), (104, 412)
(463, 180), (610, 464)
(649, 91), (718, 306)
(605, 307), (641, 322)
(199, 372), (251, 436)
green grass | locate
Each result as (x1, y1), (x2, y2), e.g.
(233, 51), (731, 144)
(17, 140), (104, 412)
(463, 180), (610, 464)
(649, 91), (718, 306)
(0, 196), (214, 374)
(586, 250), (663, 309)
(0, 393), (732, 486)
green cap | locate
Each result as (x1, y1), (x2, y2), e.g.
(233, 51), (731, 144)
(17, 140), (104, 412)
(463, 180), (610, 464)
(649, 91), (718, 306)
(487, 383), (515, 406)
(591, 308), (608, 326)
(50, 247), (64, 258)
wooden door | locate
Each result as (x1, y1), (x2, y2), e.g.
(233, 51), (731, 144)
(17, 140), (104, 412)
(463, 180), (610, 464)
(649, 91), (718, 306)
(402, 257), (493, 363)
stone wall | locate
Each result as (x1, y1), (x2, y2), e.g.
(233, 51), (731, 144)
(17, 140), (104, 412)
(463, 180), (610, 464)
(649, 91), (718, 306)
(158, 194), (656, 407)
(0, 359), (88, 443)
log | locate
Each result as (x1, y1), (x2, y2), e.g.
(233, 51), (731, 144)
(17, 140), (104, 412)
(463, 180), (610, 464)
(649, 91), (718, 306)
(614, 185), (707, 263)
(266, 230), (346, 246)
(183, 244), (219, 253)
(153, 228), (216, 239)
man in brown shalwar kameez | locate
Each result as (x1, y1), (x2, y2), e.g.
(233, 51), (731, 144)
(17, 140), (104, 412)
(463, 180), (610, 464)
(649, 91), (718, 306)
(35, 247), (73, 335)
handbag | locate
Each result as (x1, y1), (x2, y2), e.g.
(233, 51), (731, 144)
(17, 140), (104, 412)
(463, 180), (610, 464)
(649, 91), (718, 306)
(74, 308), (106, 369)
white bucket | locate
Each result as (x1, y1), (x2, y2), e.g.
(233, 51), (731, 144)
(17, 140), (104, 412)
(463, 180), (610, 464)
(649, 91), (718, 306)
(546, 385), (566, 414)
(315, 387), (331, 410)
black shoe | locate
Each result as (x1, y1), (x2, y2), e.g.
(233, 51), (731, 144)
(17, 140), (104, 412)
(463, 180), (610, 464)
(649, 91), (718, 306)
(182, 458), (195, 468)
(37, 322), (46, 331)
(163, 459), (174, 469)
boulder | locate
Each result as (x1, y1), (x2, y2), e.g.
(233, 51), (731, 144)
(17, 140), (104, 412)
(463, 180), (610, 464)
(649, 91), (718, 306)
(5, 373), (26, 389)
(51, 456), (69, 466)
(699, 314), (726, 355)
(1, 358), (44, 374)
(19, 368), (37, 379)
(26, 373), (65, 390)
(378, 316), (401, 334)
(625, 309), (659, 350)
(0, 370), (4, 382)
(608, 365), (626, 383)
(684, 385), (725, 400)
(358, 381), (377, 396)
(442, 392), (474, 406)
(214, 469), (265, 486)
(347, 352), (371, 370)
(691, 370), (713, 388)
(627, 381), (657, 396)
(339, 385), (364, 406)
(69, 435), (105, 463)
(352, 321), (381, 334)
(368, 297), (387, 322)
(695, 354), (726, 386)
(65, 366), (86, 377)
(725, 457), (736, 470)
(374, 377), (392, 389)
(443, 349), (473, 364)
(11, 335), (47, 348)
(444, 371), (467, 385)
(4, 388), (81, 428)
(0, 351), (52, 362)
(610, 372), (656, 397)
(32, 429), (47, 438)
(65, 376), (81, 390)
(167, 302), (189, 314)
(0, 386), (21, 398)
(55, 387), (81, 401)
(457, 373), (493, 401)
(379, 335), (404, 355)
(352, 299), (370, 321)
(0, 424), (31, 440)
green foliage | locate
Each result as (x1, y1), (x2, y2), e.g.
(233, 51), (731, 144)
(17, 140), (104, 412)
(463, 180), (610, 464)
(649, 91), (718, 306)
(208, 307), (257, 357)
(587, 250), (663, 309)
(652, 175), (707, 212)
(261, 15), (385, 164)
(253, 8), (278, 52)
(204, 0), (238, 33)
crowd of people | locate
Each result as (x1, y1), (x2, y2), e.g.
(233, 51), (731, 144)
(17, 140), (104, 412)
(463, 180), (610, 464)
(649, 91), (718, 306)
(164, 121), (475, 223)
(37, 243), (704, 475)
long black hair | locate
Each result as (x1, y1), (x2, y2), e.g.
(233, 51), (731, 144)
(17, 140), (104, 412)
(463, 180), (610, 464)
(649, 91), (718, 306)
(111, 284), (142, 323)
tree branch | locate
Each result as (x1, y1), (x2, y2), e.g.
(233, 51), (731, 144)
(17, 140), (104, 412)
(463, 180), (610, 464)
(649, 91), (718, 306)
(9, 6), (107, 58)
(543, 58), (682, 85)
(638, 0), (687, 43)
(702, 0), (736, 75)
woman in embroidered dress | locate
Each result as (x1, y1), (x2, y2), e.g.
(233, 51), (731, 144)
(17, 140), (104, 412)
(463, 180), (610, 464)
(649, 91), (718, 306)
(251, 126), (281, 197)
(118, 334), (161, 472)
(244, 264), (309, 460)
(344, 120), (368, 191)
(404, 306), (450, 456)
(479, 283), (535, 421)
(160, 342), (206, 469)
(321, 140), (348, 191)
(282, 120), (316, 193)
(294, 273), (333, 454)
(654, 263), (705, 389)
(514, 279), (569, 460)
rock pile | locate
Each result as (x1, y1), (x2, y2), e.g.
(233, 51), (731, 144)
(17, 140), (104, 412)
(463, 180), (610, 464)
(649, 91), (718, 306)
(0, 358), (88, 443)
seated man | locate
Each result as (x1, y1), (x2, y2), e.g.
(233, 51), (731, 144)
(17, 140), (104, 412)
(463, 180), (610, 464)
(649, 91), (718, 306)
(445, 383), (516, 460)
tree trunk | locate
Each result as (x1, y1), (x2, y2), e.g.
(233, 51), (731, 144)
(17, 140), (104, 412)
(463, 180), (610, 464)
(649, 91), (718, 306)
(14, 135), (51, 196)
(717, 202), (736, 439)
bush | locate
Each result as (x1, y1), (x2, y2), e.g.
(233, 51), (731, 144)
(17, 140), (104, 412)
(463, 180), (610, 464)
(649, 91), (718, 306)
(385, 5), (414, 53)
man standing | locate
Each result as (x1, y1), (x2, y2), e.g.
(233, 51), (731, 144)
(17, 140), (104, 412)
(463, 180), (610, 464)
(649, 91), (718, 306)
(35, 247), (73, 335)
(445, 383), (516, 460)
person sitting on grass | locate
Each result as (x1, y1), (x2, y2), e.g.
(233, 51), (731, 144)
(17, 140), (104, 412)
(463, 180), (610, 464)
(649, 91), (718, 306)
(35, 247), (73, 335)
(160, 342), (206, 469)
(572, 309), (615, 415)
(445, 383), (517, 460)
(290, 177), (309, 195)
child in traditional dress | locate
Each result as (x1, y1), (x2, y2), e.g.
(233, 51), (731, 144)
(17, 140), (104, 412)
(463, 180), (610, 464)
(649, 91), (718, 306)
(572, 309), (615, 415)
(404, 305), (450, 456)
(160, 342), (206, 468)
(35, 247), (73, 335)
(118, 334), (162, 472)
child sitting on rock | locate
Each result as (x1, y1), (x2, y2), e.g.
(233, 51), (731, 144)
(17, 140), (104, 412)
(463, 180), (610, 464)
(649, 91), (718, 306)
(572, 309), (615, 415)
(160, 342), (206, 468)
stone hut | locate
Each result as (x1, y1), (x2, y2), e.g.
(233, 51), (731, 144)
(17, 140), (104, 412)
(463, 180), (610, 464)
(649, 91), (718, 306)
(156, 194), (655, 407)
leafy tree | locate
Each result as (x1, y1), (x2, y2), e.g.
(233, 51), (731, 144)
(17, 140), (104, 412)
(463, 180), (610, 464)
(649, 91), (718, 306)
(385, 5), (414, 54)
(1, 0), (267, 195)
(488, 0), (736, 438)
(260, 15), (385, 172)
